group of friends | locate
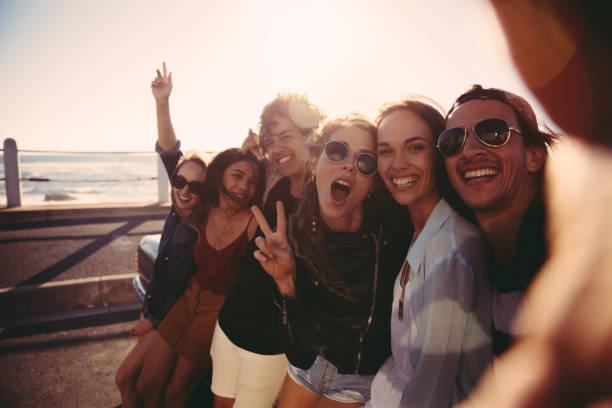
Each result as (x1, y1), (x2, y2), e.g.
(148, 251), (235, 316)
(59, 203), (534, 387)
(112, 1), (612, 407)
(114, 60), (552, 408)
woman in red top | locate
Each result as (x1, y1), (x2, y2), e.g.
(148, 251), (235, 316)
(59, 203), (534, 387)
(134, 146), (265, 408)
(127, 64), (265, 408)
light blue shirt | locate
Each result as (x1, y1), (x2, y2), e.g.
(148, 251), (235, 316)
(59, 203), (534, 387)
(369, 199), (493, 407)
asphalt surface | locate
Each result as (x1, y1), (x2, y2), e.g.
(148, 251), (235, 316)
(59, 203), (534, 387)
(0, 215), (165, 288)
(0, 319), (214, 408)
(0, 320), (136, 408)
(0, 204), (172, 407)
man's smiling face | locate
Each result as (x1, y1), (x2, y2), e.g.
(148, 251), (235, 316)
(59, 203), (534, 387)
(444, 99), (537, 214)
(262, 114), (308, 179)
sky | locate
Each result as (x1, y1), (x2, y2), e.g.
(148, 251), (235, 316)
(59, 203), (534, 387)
(0, 0), (557, 153)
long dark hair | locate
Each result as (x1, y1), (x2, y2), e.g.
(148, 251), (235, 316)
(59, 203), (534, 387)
(188, 148), (265, 227)
(376, 98), (473, 221)
(290, 115), (387, 301)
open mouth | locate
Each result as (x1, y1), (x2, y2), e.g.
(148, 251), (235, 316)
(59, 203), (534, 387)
(176, 193), (195, 204)
(463, 167), (498, 181)
(392, 176), (418, 188)
(277, 155), (292, 165)
(228, 191), (248, 203)
(331, 179), (351, 203)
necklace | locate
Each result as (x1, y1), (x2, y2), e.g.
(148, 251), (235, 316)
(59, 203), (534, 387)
(211, 205), (241, 250)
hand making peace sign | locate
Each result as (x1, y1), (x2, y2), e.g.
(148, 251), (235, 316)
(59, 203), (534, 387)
(251, 201), (297, 297)
(151, 61), (173, 102)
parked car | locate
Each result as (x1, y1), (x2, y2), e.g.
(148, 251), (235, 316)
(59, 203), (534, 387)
(133, 234), (161, 302)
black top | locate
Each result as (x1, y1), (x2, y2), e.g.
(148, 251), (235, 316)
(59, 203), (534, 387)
(143, 141), (198, 326)
(218, 176), (299, 355)
(279, 209), (411, 375)
(491, 195), (547, 355)
(491, 195), (547, 293)
(261, 177), (298, 228)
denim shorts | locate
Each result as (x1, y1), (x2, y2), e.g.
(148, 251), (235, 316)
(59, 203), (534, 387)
(287, 353), (374, 404)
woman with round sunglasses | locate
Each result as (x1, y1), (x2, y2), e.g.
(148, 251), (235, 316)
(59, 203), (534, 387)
(117, 63), (265, 408)
(210, 94), (324, 408)
(251, 115), (412, 407)
(367, 99), (493, 407)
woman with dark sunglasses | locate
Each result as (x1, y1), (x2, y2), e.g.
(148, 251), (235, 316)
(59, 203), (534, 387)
(366, 99), (493, 407)
(251, 115), (412, 407)
(115, 61), (208, 407)
(116, 63), (265, 408)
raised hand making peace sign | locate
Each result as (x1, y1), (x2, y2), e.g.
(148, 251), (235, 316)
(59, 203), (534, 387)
(251, 201), (297, 297)
(151, 61), (173, 102)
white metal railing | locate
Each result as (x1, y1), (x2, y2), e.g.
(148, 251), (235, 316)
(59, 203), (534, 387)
(2, 138), (174, 207)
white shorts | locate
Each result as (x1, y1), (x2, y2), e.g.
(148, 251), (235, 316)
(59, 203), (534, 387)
(210, 320), (288, 408)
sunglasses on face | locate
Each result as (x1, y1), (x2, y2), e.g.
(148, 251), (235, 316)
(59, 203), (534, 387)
(437, 118), (521, 157)
(323, 140), (377, 176)
(171, 174), (204, 195)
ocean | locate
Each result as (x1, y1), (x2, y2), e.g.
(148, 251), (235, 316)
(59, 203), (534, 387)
(0, 152), (186, 207)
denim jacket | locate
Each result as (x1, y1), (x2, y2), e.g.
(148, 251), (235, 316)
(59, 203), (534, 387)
(143, 141), (198, 326)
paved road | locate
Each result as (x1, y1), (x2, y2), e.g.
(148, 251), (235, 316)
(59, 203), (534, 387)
(0, 205), (166, 406)
(0, 320), (135, 408)
(0, 205), (214, 407)
(0, 215), (164, 288)
(0, 318), (214, 408)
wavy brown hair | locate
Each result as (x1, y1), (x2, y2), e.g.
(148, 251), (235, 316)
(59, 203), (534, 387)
(258, 93), (326, 154)
(289, 114), (386, 301)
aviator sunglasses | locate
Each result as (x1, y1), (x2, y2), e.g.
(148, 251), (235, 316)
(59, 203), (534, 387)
(323, 140), (377, 176)
(437, 118), (521, 157)
(171, 174), (204, 195)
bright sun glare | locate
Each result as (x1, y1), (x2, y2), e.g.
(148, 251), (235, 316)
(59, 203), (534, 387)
(0, 0), (553, 153)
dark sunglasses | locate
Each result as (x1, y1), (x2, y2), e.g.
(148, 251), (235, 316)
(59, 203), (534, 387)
(171, 174), (204, 195)
(323, 140), (377, 176)
(437, 118), (521, 157)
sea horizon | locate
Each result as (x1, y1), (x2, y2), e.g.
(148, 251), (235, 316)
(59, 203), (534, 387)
(0, 151), (215, 207)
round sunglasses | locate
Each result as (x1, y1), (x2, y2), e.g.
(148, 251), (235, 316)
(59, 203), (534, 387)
(437, 118), (521, 157)
(171, 174), (205, 195)
(323, 140), (377, 176)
